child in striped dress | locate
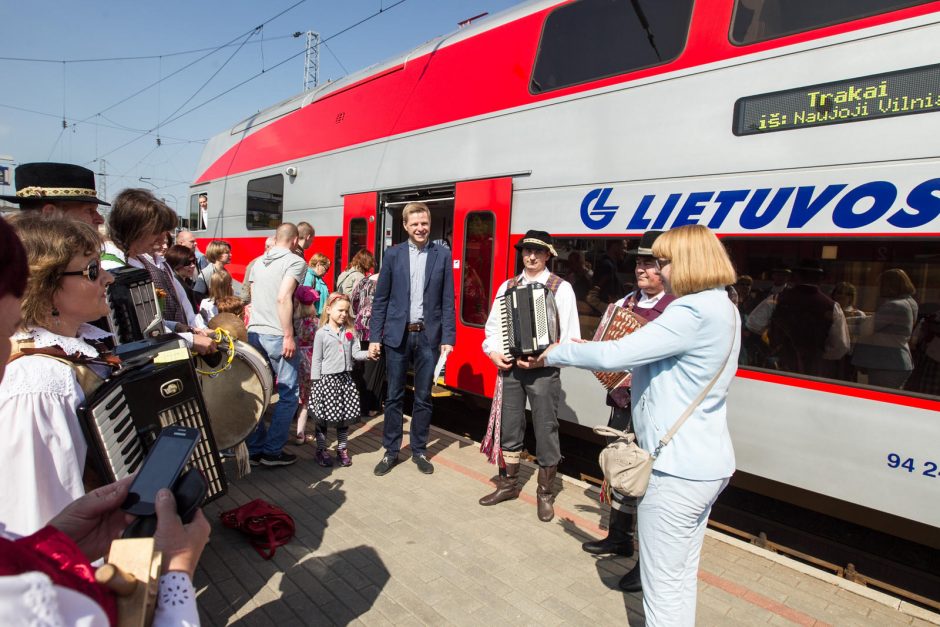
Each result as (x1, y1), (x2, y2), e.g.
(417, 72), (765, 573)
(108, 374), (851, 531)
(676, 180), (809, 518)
(309, 293), (370, 466)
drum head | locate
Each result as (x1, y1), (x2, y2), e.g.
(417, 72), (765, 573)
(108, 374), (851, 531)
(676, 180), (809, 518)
(198, 341), (273, 450)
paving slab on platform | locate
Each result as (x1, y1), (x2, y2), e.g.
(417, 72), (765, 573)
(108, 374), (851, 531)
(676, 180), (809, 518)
(194, 416), (940, 626)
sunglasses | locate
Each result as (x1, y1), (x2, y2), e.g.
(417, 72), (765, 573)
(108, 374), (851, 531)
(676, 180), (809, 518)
(61, 259), (102, 282)
(654, 257), (671, 271)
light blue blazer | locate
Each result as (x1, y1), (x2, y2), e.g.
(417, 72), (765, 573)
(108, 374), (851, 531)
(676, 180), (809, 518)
(546, 288), (740, 481)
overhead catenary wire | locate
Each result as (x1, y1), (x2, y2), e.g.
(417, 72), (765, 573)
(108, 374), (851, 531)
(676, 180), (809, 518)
(91, 0), (412, 161)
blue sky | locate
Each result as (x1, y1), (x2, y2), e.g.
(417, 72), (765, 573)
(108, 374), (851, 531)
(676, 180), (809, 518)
(0, 0), (521, 212)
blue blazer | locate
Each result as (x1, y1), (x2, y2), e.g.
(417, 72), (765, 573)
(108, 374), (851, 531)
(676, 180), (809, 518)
(369, 241), (457, 349)
(547, 289), (740, 481)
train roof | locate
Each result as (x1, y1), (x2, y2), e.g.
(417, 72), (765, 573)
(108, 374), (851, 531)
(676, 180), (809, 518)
(196, 0), (552, 175)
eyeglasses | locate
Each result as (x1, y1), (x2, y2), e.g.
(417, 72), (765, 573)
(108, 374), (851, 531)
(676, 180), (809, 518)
(61, 259), (102, 282)
(187, 259), (197, 266)
(654, 257), (671, 271)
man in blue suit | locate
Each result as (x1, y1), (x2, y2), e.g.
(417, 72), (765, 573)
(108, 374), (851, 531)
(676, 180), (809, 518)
(369, 202), (456, 476)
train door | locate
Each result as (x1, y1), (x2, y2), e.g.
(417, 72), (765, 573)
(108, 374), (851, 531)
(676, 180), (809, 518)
(449, 177), (512, 396)
(341, 192), (379, 281)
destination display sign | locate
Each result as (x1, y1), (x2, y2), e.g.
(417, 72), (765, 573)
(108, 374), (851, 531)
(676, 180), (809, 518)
(733, 63), (940, 135)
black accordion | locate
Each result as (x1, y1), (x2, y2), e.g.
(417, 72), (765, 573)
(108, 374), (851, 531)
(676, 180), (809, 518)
(79, 337), (227, 504)
(104, 266), (165, 345)
(496, 282), (560, 357)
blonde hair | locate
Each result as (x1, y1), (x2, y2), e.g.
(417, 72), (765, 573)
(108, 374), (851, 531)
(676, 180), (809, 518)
(208, 269), (234, 301)
(11, 213), (102, 328)
(205, 240), (231, 263)
(652, 225), (736, 297)
(320, 292), (353, 330)
(308, 252), (330, 269)
(401, 201), (430, 223)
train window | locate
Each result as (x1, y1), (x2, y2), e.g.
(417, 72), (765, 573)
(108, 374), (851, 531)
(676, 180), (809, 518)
(530, 0), (693, 94)
(461, 212), (495, 326)
(724, 238), (940, 399)
(348, 218), (367, 262)
(189, 193), (208, 231)
(522, 236), (638, 338)
(730, 0), (932, 45)
(246, 174), (284, 230)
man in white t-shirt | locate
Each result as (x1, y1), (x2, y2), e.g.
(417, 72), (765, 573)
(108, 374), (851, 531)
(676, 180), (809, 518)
(245, 223), (307, 467)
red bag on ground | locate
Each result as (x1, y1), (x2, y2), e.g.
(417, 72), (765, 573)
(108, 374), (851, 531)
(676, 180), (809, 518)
(220, 499), (295, 559)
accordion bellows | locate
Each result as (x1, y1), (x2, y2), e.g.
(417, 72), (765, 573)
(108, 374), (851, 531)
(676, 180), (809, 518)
(591, 304), (646, 389)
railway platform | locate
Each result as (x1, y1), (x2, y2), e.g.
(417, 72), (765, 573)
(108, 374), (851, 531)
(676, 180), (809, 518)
(194, 416), (940, 626)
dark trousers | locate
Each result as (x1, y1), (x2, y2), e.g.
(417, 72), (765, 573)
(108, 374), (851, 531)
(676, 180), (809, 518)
(500, 366), (562, 467)
(383, 330), (436, 458)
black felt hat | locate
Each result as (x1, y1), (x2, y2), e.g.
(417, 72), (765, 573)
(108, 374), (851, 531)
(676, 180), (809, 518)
(515, 229), (557, 256)
(626, 230), (664, 257)
(0, 162), (110, 206)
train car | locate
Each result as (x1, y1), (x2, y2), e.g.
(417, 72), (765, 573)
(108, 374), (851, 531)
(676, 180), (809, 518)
(188, 0), (940, 544)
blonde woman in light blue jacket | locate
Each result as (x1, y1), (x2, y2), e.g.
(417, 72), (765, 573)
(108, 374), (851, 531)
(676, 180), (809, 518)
(539, 225), (740, 626)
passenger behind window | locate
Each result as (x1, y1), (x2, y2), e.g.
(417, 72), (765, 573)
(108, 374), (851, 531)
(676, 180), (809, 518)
(852, 269), (918, 389)
(767, 261), (849, 378)
(830, 281), (868, 381)
(908, 307), (940, 396)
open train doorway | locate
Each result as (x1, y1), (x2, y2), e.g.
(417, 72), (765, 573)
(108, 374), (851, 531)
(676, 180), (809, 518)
(377, 184), (455, 266)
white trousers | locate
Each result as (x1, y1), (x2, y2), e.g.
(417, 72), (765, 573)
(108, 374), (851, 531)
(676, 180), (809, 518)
(637, 470), (730, 627)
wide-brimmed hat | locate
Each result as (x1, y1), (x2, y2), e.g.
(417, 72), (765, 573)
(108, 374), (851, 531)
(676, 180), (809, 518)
(794, 259), (825, 275)
(515, 230), (557, 257)
(0, 162), (110, 206)
(626, 230), (664, 257)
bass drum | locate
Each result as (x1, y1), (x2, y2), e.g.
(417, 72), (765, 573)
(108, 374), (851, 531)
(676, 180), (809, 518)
(197, 341), (273, 450)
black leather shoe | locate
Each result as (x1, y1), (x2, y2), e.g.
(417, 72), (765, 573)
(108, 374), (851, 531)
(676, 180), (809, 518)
(373, 455), (399, 476)
(619, 559), (642, 593)
(412, 455), (434, 475)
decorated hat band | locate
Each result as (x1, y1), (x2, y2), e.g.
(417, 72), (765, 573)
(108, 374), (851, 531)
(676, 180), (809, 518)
(518, 237), (557, 257)
(16, 186), (100, 199)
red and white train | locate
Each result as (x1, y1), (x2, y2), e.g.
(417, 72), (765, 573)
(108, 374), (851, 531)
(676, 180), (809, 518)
(188, 0), (940, 543)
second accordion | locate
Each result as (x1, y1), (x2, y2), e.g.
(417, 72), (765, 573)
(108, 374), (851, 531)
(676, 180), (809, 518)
(496, 282), (559, 357)
(591, 304), (647, 390)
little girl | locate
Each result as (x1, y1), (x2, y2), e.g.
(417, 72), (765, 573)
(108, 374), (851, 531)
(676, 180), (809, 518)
(309, 292), (369, 467)
(292, 286), (320, 445)
(198, 269), (234, 326)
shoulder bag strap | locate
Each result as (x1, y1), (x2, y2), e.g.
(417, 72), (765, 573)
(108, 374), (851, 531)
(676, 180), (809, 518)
(652, 302), (738, 459)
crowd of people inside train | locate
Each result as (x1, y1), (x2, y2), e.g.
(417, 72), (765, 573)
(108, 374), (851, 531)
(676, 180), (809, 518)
(544, 237), (938, 395)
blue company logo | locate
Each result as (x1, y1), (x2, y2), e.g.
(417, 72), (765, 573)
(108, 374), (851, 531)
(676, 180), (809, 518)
(580, 187), (619, 230)
(578, 179), (940, 231)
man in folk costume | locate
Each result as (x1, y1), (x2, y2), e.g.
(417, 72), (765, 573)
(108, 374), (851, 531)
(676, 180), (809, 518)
(0, 162), (109, 227)
(582, 229), (676, 593)
(479, 230), (580, 521)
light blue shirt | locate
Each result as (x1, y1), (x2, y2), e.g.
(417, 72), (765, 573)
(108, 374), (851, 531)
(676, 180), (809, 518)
(546, 289), (740, 481)
(408, 240), (428, 324)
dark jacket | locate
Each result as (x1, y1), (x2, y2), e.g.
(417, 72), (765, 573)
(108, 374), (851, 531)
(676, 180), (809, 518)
(369, 241), (456, 349)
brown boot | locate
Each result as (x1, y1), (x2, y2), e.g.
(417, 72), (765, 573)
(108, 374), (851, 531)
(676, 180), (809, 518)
(536, 465), (557, 522)
(479, 463), (520, 506)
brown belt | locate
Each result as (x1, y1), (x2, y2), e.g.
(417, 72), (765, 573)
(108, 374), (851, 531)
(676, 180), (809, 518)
(407, 322), (425, 332)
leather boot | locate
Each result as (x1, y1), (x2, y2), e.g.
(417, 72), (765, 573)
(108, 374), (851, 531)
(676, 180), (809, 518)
(479, 463), (520, 506)
(582, 508), (635, 556)
(536, 465), (557, 522)
(619, 557), (642, 593)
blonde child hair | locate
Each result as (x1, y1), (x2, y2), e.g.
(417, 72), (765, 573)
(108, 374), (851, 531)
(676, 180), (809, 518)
(320, 292), (353, 331)
(208, 269), (234, 301)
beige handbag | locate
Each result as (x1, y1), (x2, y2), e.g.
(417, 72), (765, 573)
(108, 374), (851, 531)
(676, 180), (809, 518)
(594, 305), (737, 498)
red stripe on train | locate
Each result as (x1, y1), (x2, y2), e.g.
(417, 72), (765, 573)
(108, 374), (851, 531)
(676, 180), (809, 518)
(195, 1), (940, 184)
